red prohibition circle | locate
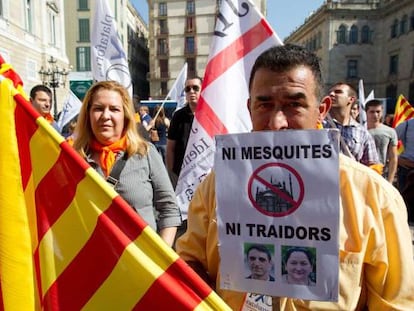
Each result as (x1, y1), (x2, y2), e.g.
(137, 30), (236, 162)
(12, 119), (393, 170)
(247, 162), (304, 217)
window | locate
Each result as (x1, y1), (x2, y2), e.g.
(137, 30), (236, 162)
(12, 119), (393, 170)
(79, 19), (90, 42)
(76, 46), (91, 71)
(26, 59), (37, 80)
(337, 25), (347, 44)
(385, 84), (397, 100)
(161, 81), (168, 95)
(412, 49), (414, 72)
(187, 57), (196, 77)
(78, 0), (88, 10)
(159, 59), (168, 79)
(400, 15), (408, 35)
(48, 11), (56, 45)
(347, 60), (358, 79)
(159, 3), (167, 16)
(157, 38), (168, 55)
(186, 16), (195, 32)
(389, 54), (398, 75)
(361, 25), (371, 43)
(409, 82), (414, 104)
(349, 25), (358, 44)
(187, 0), (195, 15)
(185, 36), (195, 54)
(159, 19), (168, 34)
(0, 48), (9, 63)
(411, 12), (414, 31)
(317, 32), (322, 49)
(46, 1), (59, 45)
(310, 37), (316, 51)
(391, 19), (398, 38)
(25, 0), (33, 33)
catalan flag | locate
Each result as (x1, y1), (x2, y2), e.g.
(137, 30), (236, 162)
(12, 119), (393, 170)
(392, 94), (414, 128)
(392, 94), (414, 154)
(0, 58), (230, 310)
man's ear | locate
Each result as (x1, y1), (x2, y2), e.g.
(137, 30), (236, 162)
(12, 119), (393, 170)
(318, 96), (332, 121)
(247, 97), (252, 116)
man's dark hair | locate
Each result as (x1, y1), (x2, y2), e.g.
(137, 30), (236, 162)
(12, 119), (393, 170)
(248, 44), (324, 100)
(329, 81), (357, 98)
(30, 84), (52, 100)
(246, 244), (272, 261)
(365, 99), (383, 111)
(186, 76), (203, 84)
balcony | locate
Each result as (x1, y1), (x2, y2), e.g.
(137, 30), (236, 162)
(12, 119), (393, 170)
(147, 71), (170, 80)
(157, 48), (169, 56)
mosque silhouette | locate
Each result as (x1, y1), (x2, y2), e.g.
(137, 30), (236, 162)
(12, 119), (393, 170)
(255, 174), (294, 213)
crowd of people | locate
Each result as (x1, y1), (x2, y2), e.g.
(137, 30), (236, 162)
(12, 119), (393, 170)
(29, 43), (414, 309)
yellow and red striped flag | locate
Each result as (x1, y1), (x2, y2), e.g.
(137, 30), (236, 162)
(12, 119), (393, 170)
(392, 94), (414, 154)
(0, 56), (230, 310)
(392, 94), (414, 128)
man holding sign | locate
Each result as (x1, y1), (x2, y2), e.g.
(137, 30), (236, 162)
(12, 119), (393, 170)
(176, 44), (414, 310)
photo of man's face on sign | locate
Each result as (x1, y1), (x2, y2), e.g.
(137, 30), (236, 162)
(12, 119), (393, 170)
(244, 243), (275, 282)
(281, 245), (316, 286)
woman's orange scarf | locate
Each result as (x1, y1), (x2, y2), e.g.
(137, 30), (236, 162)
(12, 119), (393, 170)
(90, 136), (128, 177)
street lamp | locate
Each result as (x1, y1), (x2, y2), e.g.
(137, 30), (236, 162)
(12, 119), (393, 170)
(38, 56), (70, 119)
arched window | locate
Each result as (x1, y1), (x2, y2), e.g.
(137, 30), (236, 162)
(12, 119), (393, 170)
(361, 25), (370, 43)
(337, 25), (347, 44)
(350, 25), (358, 44)
(391, 19), (398, 38)
(410, 12), (414, 31)
(400, 15), (408, 35)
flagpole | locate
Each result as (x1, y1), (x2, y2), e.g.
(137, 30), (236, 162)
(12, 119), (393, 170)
(153, 89), (174, 121)
(153, 62), (188, 121)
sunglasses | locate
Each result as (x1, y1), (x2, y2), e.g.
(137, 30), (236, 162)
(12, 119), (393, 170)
(185, 85), (200, 92)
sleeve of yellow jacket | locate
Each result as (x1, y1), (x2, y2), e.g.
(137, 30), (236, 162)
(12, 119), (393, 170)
(341, 155), (414, 310)
(337, 156), (414, 310)
(177, 155), (414, 310)
(281, 155), (414, 310)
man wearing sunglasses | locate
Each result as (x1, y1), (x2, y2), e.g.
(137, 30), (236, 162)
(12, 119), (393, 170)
(166, 76), (202, 187)
(176, 45), (414, 310)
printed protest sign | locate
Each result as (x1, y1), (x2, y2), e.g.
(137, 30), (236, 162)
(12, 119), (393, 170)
(215, 129), (340, 301)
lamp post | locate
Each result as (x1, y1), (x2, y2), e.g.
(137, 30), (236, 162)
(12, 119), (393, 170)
(38, 56), (70, 119)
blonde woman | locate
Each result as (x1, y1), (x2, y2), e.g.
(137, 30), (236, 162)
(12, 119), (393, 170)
(73, 81), (181, 246)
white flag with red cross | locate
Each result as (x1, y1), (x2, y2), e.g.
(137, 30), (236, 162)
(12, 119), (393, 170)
(175, 0), (283, 219)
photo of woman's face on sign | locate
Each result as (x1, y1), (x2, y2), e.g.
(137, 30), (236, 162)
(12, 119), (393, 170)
(281, 246), (316, 286)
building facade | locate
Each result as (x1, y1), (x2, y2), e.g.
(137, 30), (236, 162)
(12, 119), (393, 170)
(285, 0), (414, 110)
(127, 1), (150, 101)
(64, 0), (149, 100)
(147, 0), (266, 99)
(0, 0), (69, 114)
